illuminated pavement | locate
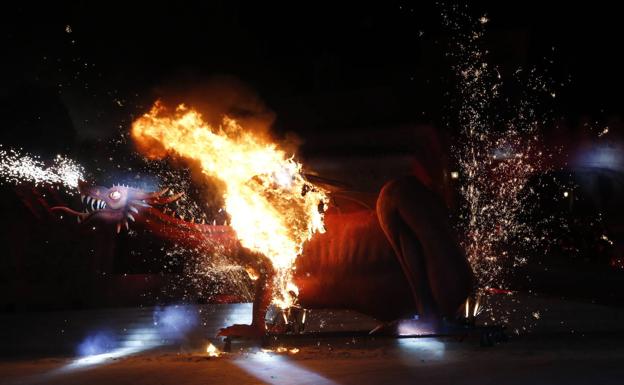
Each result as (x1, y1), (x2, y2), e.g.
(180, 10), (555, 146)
(2, 299), (624, 385)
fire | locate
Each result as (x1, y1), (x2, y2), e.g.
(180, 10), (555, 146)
(206, 343), (220, 357)
(131, 101), (328, 308)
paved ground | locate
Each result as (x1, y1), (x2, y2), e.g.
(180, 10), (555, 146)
(2, 296), (624, 385)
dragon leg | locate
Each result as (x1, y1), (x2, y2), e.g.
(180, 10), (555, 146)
(376, 176), (473, 319)
(218, 252), (275, 338)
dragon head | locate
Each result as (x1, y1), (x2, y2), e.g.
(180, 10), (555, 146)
(52, 180), (183, 233)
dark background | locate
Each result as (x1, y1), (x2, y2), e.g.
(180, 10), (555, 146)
(1, 1), (623, 150)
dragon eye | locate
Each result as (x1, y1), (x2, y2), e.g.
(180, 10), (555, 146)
(109, 190), (122, 200)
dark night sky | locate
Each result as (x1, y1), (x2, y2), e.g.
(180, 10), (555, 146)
(2, 1), (624, 152)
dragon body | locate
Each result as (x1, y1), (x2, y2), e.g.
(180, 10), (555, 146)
(52, 175), (473, 337)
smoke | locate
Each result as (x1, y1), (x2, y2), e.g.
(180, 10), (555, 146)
(153, 305), (199, 339)
(76, 330), (117, 356)
(151, 74), (302, 153)
(151, 75), (274, 136)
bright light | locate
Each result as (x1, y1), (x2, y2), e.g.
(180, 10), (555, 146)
(473, 296), (481, 317)
(397, 338), (446, 359)
(573, 144), (624, 171)
(67, 347), (142, 368)
(60, 304), (204, 373)
(233, 351), (337, 385)
(207, 343), (221, 357)
(563, 191), (569, 198)
(62, 327), (161, 371)
(76, 331), (116, 357)
(450, 171), (459, 179)
(396, 319), (437, 336)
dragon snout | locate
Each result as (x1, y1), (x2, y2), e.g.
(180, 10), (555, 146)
(53, 180), (190, 234)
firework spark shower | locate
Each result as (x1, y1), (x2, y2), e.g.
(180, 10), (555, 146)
(444, 6), (551, 324)
(0, 146), (84, 192)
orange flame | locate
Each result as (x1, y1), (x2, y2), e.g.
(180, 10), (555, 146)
(131, 101), (327, 308)
(206, 343), (220, 357)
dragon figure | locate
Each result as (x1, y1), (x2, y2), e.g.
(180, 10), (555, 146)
(51, 175), (473, 338)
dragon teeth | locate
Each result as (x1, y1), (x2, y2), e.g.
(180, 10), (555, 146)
(82, 196), (108, 212)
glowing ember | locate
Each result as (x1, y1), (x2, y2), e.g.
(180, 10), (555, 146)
(0, 145), (84, 192)
(263, 346), (299, 354)
(131, 101), (328, 308)
(206, 343), (220, 357)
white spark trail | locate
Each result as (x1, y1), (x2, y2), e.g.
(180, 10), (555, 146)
(443, 5), (551, 327)
(0, 145), (84, 192)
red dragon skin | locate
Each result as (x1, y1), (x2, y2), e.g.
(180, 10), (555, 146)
(52, 176), (473, 338)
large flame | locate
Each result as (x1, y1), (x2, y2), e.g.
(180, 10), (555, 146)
(131, 101), (327, 308)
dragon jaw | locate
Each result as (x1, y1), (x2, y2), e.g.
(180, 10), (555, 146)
(52, 180), (183, 233)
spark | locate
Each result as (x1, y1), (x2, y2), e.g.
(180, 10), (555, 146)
(0, 146), (84, 192)
(473, 296), (481, 317)
(601, 234), (614, 245)
(445, 6), (549, 325)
